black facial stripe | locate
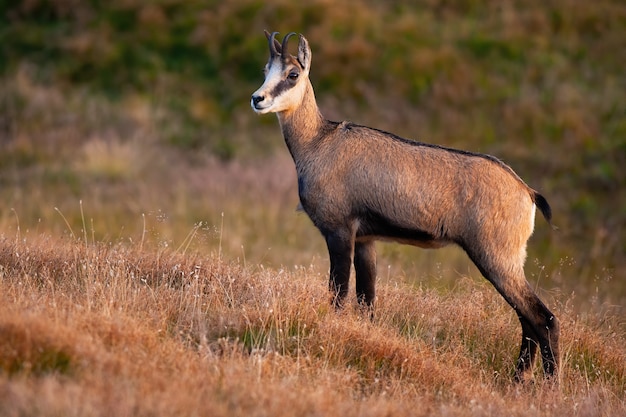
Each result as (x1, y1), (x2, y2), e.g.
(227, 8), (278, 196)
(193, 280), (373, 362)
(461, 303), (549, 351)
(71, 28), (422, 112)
(270, 77), (295, 98)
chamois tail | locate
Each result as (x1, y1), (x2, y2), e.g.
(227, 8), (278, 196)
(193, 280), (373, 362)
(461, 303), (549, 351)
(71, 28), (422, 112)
(532, 191), (556, 229)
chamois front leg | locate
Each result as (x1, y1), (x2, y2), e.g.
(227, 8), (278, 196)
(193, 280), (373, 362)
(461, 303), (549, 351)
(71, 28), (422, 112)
(354, 241), (377, 316)
(325, 231), (354, 309)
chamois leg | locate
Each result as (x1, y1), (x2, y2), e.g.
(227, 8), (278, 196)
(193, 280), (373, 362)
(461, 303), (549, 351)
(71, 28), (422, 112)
(512, 286), (560, 381)
(515, 318), (540, 382)
(354, 241), (377, 317)
(468, 252), (559, 381)
(496, 278), (560, 381)
(325, 232), (354, 309)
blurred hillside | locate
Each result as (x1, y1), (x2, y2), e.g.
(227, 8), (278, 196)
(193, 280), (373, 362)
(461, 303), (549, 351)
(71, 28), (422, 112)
(0, 0), (624, 307)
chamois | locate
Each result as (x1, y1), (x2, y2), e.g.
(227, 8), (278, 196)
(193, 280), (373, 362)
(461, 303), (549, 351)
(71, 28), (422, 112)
(251, 31), (559, 382)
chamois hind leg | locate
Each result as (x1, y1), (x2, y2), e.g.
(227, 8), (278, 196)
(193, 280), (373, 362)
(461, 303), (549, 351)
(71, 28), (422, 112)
(325, 231), (354, 309)
(467, 250), (560, 381)
(515, 318), (540, 382)
(354, 241), (377, 318)
(509, 283), (560, 381)
(499, 278), (559, 381)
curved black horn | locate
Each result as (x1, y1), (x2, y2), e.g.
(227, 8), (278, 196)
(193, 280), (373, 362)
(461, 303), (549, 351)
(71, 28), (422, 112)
(268, 31), (280, 57)
(281, 32), (297, 56)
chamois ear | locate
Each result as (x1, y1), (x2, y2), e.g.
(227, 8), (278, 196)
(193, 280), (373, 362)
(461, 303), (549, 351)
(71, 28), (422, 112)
(297, 34), (311, 72)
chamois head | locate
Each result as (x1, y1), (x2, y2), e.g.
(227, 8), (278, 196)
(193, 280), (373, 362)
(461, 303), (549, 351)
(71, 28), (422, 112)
(251, 31), (311, 114)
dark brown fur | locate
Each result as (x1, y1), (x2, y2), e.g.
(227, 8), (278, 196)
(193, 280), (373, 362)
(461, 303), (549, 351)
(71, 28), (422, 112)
(251, 31), (559, 382)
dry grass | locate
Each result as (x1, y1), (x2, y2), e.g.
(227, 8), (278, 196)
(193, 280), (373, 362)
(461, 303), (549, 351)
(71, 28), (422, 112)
(0, 235), (623, 416)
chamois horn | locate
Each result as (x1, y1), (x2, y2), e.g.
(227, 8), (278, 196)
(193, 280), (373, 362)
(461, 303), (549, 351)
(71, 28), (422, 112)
(281, 32), (297, 56)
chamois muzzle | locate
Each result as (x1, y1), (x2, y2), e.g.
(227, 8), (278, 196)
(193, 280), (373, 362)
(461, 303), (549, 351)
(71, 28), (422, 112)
(251, 94), (265, 110)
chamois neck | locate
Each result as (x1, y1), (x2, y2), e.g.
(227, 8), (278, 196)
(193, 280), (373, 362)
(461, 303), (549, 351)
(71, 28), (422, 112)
(277, 80), (324, 160)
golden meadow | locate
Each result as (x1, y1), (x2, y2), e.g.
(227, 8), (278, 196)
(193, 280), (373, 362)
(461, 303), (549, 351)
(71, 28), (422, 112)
(0, 1), (624, 415)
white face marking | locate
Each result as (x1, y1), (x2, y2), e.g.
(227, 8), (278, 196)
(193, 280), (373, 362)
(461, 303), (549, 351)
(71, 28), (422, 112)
(251, 57), (307, 115)
(251, 61), (285, 114)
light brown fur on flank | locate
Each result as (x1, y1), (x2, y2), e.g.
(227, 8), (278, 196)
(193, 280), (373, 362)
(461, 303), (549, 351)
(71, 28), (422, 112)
(251, 31), (559, 383)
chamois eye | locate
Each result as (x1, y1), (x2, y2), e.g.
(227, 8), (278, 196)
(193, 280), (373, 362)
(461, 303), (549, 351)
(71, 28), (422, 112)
(288, 71), (299, 80)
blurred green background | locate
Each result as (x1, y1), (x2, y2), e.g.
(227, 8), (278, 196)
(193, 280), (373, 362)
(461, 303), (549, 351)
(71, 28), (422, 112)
(0, 0), (624, 311)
